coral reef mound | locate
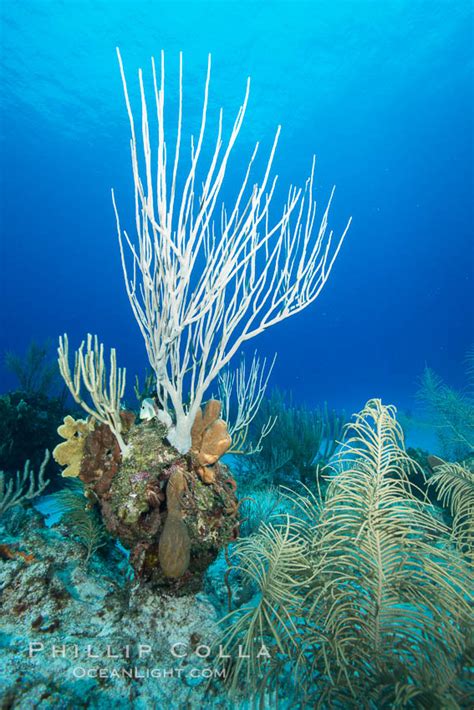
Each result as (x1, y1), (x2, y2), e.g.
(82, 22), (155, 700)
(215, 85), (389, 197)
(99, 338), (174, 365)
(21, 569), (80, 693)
(53, 412), (239, 593)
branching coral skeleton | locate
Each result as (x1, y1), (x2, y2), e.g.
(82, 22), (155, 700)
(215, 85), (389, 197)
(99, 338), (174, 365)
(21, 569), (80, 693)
(110, 48), (351, 453)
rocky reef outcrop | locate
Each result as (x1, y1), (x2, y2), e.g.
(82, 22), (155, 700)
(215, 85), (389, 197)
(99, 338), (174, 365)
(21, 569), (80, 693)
(0, 506), (230, 709)
(53, 402), (239, 593)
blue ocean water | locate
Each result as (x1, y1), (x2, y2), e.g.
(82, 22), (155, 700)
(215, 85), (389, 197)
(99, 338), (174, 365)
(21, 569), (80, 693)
(1, 0), (472, 418)
(1, 5), (474, 707)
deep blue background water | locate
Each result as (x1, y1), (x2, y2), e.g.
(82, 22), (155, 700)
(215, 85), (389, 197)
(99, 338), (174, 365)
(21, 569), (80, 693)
(1, 0), (472, 418)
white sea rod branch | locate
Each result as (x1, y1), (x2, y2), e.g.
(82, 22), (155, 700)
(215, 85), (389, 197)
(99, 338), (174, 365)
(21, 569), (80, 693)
(219, 352), (277, 455)
(0, 450), (50, 518)
(112, 48), (351, 453)
(57, 334), (128, 454)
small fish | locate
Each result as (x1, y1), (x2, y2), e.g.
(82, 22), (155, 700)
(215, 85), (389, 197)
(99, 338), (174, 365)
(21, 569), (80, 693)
(139, 398), (157, 421)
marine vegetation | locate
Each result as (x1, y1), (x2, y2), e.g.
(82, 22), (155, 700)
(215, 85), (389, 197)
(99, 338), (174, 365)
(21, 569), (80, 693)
(0, 450), (50, 518)
(417, 348), (474, 460)
(428, 458), (474, 565)
(233, 389), (345, 489)
(218, 399), (473, 708)
(53, 480), (108, 564)
(51, 51), (349, 590)
(238, 484), (288, 537)
(1, 341), (68, 477)
(4, 340), (61, 397)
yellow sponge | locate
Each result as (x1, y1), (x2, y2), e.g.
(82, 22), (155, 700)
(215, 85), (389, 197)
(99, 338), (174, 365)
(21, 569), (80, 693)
(53, 415), (94, 478)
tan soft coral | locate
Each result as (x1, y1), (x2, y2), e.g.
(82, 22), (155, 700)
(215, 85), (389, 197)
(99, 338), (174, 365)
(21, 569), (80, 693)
(190, 400), (232, 483)
(158, 468), (190, 578)
(53, 415), (95, 478)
